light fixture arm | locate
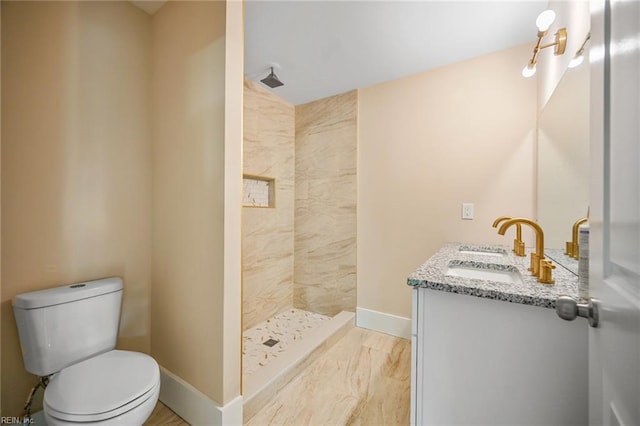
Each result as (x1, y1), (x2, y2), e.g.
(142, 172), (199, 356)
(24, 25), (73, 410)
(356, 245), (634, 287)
(536, 28), (567, 56)
(574, 32), (592, 57)
(528, 33), (546, 66)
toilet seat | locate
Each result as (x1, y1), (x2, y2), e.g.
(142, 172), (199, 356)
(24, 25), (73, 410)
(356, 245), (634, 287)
(44, 350), (159, 423)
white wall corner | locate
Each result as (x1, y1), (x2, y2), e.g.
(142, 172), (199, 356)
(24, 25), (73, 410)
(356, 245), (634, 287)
(356, 307), (411, 340)
(159, 366), (243, 425)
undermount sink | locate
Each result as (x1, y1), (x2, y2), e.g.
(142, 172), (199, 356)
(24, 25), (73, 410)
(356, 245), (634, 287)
(446, 261), (523, 284)
(458, 245), (508, 257)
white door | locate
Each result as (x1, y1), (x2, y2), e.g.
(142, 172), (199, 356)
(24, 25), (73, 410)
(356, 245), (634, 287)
(588, 0), (640, 424)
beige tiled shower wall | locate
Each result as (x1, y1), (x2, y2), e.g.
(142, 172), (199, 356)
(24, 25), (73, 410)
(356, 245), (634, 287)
(243, 80), (295, 330)
(294, 91), (358, 316)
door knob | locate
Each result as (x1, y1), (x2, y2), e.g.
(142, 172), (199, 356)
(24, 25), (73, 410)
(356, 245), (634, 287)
(555, 296), (600, 328)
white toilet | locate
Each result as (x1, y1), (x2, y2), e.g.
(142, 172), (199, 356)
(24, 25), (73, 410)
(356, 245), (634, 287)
(13, 277), (160, 425)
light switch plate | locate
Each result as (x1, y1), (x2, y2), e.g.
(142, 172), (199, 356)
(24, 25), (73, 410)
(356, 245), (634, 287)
(462, 203), (474, 220)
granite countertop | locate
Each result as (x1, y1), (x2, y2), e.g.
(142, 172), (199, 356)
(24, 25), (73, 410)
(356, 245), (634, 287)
(407, 242), (579, 309)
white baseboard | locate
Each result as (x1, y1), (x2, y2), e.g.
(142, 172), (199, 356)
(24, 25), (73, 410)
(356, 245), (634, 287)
(356, 307), (411, 339)
(159, 366), (243, 425)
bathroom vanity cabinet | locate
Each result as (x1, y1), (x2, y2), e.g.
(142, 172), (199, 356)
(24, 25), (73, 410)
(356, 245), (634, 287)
(409, 243), (588, 426)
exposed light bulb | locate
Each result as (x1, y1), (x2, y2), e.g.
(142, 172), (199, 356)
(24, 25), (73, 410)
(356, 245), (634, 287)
(536, 9), (556, 32)
(522, 63), (537, 78)
(568, 54), (585, 68)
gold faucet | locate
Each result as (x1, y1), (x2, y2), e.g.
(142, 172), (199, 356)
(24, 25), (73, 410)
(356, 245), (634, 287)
(566, 217), (588, 259)
(492, 216), (525, 256)
(498, 218), (553, 284)
(539, 259), (556, 285)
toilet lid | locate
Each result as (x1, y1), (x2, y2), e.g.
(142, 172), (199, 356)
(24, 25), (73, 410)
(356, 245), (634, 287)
(44, 350), (159, 419)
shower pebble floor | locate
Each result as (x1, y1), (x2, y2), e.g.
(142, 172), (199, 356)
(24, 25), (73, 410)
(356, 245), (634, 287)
(243, 308), (330, 377)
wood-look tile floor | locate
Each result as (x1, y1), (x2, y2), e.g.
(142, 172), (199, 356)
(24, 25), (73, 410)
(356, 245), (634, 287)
(145, 327), (411, 426)
(145, 402), (189, 426)
(246, 327), (411, 426)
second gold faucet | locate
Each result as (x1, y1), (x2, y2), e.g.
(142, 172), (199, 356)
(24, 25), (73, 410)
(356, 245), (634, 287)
(566, 217), (588, 259)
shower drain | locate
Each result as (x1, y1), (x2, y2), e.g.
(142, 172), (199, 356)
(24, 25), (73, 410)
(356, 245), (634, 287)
(262, 338), (279, 347)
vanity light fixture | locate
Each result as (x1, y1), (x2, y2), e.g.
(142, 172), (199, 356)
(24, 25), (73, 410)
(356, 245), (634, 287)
(568, 33), (591, 69)
(522, 9), (568, 78)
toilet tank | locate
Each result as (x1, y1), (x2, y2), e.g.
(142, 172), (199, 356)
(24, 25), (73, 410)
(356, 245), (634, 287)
(12, 277), (123, 377)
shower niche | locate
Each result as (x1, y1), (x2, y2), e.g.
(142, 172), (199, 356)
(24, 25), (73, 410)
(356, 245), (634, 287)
(243, 174), (275, 208)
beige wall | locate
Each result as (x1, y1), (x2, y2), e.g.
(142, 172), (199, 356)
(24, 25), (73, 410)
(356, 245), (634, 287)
(358, 44), (537, 319)
(1, 1), (152, 415)
(222, 0), (243, 403)
(294, 91), (358, 316)
(151, 0), (235, 404)
(242, 79), (295, 330)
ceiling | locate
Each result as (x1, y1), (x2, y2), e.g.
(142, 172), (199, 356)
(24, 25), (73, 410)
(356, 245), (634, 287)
(245, 1), (548, 105)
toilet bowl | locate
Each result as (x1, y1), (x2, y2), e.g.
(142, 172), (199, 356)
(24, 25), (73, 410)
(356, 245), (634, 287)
(43, 350), (160, 425)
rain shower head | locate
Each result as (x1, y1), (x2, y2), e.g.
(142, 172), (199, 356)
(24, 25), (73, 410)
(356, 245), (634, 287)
(260, 67), (284, 88)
